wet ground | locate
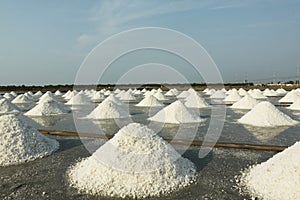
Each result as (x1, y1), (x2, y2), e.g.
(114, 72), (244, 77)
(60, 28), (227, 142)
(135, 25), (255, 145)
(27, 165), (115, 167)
(1, 95), (300, 199)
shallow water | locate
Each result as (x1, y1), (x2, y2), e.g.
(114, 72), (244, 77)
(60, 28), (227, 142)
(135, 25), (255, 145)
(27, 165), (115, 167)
(1, 96), (300, 199)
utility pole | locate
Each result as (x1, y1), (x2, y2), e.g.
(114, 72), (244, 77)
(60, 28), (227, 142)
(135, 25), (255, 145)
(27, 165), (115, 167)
(297, 67), (300, 85)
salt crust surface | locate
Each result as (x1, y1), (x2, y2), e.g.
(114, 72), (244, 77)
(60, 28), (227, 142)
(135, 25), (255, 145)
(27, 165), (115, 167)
(238, 101), (298, 127)
(68, 123), (196, 198)
(239, 141), (300, 200)
(148, 100), (204, 124)
(0, 114), (59, 166)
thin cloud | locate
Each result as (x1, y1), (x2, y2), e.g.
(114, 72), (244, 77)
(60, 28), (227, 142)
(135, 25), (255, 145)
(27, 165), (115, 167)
(77, 0), (209, 46)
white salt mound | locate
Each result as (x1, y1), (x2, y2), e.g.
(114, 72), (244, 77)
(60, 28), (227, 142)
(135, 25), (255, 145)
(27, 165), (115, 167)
(279, 91), (300, 103)
(66, 93), (91, 105)
(11, 94), (32, 103)
(0, 114), (59, 166)
(153, 91), (168, 101)
(210, 90), (226, 99)
(238, 101), (298, 127)
(0, 98), (20, 114)
(239, 141), (300, 200)
(184, 93), (210, 108)
(250, 91), (267, 99)
(148, 100), (204, 124)
(67, 123), (196, 198)
(231, 95), (259, 110)
(3, 93), (15, 101)
(86, 99), (130, 119)
(224, 91), (242, 102)
(287, 100), (300, 111)
(25, 99), (70, 116)
(136, 95), (163, 107)
(177, 91), (190, 98)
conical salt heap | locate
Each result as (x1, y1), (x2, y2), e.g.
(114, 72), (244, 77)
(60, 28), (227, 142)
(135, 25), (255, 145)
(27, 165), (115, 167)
(0, 98), (20, 114)
(118, 91), (136, 101)
(136, 95), (163, 107)
(67, 123), (196, 198)
(177, 90), (190, 98)
(3, 93), (15, 101)
(25, 99), (70, 116)
(86, 99), (130, 119)
(38, 91), (59, 104)
(66, 93), (91, 105)
(184, 92), (210, 108)
(0, 114), (59, 166)
(231, 95), (259, 110)
(279, 90), (300, 103)
(153, 91), (168, 101)
(238, 101), (298, 127)
(287, 100), (300, 111)
(224, 90), (242, 103)
(91, 91), (105, 102)
(239, 141), (300, 200)
(148, 100), (204, 124)
(11, 94), (32, 104)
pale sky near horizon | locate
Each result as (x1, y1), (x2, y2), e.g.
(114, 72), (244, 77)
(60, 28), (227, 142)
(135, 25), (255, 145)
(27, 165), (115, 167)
(0, 0), (300, 85)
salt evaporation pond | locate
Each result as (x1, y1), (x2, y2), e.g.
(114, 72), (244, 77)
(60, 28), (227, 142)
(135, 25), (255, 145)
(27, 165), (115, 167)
(1, 89), (300, 199)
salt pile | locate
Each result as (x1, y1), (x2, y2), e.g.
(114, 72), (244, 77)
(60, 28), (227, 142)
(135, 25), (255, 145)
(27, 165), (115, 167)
(153, 91), (168, 101)
(3, 93), (15, 101)
(0, 98), (20, 114)
(184, 92), (210, 108)
(86, 99), (130, 119)
(231, 95), (259, 110)
(38, 91), (58, 104)
(55, 90), (63, 96)
(91, 91), (105, 102)
(238, 101), (298, 127)
(11, 94), (32, 104)
(118, 91), (136, 101)
(263, 89), (278, 97)
(238, 88), (248, 96)
(34, 91), (43, 98)
(136, 95), (163, 107)
(276, 88), (287, 96)
(239, 141), (300, 200)
(67, 123), (196, 198)
(66, 93), (91, 105)
(279, 90), (300, 103)
(249, 90), (267, 99)
(287, 100), (300, 111)
(224, 90), (242, 103)
(165, 89), (177, 96)
(148, 100), (204, 124)
(210, 90), (226, 99)
(25, 99), (70, 116)
(0, 114), (59, 166)
(177, 90), (190, 98)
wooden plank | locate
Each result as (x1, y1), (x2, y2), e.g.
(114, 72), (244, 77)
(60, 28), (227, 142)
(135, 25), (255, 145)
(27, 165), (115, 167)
(38, 129), (287, 152)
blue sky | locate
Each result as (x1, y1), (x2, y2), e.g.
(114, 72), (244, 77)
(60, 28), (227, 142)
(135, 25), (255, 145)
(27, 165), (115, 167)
(0, 0), (300, 85)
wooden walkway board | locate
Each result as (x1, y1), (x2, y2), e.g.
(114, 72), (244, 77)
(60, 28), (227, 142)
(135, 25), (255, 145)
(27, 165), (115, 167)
(39, 129), (287, 152)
